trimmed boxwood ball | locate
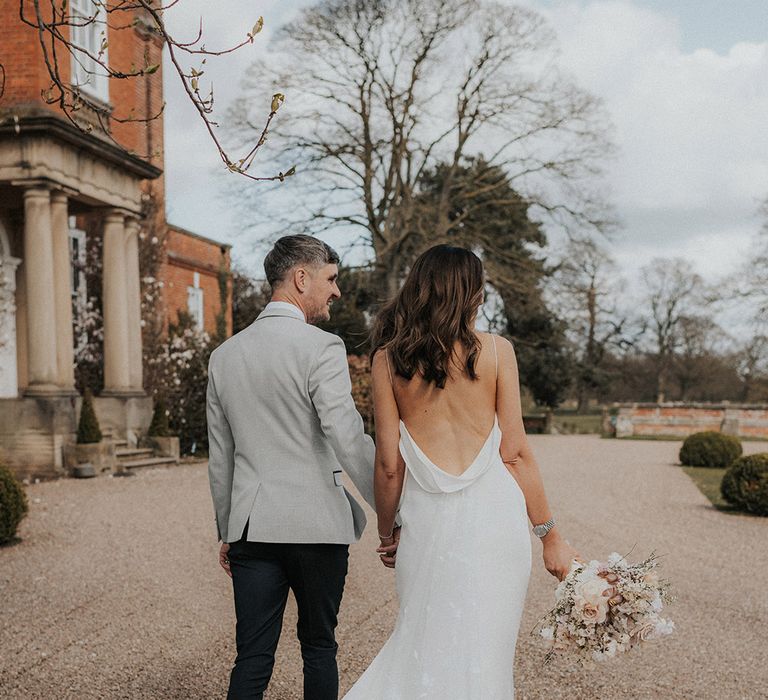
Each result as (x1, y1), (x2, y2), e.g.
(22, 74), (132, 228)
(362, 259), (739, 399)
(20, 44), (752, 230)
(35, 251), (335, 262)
(721, 453), (768, 516)
(0, 463), (29, 544)
(679, 431), (742, 468)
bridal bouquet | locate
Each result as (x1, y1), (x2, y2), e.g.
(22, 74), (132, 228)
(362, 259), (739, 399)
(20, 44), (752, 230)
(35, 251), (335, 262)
(535, 552), (674, 663)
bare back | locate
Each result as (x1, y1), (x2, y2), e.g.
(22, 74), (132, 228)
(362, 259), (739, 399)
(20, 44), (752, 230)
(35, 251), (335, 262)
(387, 332), (498, 476)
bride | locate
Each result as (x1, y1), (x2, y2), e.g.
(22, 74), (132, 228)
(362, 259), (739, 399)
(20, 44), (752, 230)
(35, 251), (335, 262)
(343, 244), (579, 699)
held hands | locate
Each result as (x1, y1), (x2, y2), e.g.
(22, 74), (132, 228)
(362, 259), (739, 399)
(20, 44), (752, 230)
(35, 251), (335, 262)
(376, 526), (401, 568)
(219, 542), (232, 578)
(541, 531), (581, 581)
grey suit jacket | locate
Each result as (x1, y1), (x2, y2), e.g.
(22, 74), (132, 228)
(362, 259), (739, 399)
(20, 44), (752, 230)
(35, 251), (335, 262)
(206, 306), (375, 544)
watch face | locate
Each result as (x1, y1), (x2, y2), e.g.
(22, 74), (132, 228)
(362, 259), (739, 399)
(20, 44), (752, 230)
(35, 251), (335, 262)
(533, 525), (546, 537)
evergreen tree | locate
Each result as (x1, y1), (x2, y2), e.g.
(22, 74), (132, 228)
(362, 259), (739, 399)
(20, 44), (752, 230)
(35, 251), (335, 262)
(77, 389), (102, 444)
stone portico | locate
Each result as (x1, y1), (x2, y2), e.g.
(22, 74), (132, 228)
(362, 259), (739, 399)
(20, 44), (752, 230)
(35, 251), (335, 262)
(0, 115), (161, 478)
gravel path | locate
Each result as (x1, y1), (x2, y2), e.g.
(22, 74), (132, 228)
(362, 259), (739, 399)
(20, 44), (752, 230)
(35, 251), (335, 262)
(1, 436), (767, 699)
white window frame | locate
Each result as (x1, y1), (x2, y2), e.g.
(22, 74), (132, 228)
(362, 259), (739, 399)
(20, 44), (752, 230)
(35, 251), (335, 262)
(187, 271), (204, 331)
(70, 0), (110, 104)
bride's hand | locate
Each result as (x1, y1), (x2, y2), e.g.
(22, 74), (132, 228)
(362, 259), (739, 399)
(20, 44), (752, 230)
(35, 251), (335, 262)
(376, 526), (400, 569)
(542, 532), (580, 581)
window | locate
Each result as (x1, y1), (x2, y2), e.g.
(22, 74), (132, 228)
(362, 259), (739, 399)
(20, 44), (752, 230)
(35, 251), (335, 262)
(187, 272), (204, 331)
(69, 218), (88, 354)
(70, 0), (109, 104)
(68, 218), (87, 303)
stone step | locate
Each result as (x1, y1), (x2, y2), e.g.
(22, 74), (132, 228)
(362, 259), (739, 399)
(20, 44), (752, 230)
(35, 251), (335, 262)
(115, 447), (154, 459)
(122, 457), (178, 470)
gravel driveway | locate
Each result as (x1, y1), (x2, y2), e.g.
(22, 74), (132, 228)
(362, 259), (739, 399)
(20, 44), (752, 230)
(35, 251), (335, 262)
(1, 435), (767, 699)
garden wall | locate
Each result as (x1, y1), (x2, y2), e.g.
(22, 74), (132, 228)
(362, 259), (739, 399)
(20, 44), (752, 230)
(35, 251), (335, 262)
(615, 403), (768, 439)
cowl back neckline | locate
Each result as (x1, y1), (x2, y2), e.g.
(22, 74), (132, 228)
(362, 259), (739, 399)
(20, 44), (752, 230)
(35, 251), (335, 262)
(398, 416), (501, 494)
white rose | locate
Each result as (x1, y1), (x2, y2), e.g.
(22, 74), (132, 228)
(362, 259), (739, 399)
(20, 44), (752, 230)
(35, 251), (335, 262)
(654, 619), (675, 636)
(575, 577), (611, 606)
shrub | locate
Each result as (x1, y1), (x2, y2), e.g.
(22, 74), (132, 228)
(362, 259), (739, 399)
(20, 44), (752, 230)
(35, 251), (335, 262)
(77, 388), (102, 444)
(679, 431), (742, 468)
(147, 311), (214, 455)
(0, 463), (29, 544)
(348, 355), (373, 435)
(147, 395), (173, 438)
(721, 453), (768, 516)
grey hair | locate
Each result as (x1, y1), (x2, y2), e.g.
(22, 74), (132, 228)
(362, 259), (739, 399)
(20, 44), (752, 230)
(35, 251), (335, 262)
(263, 234), (340, 289)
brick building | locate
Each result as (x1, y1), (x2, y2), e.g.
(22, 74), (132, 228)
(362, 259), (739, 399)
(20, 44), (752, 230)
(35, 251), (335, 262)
(0, 2), (231, 477)
(163, 225), (233, 338)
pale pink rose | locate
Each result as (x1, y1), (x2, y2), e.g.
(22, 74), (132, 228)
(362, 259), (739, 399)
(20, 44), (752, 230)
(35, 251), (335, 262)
(578, 602), (607, 625)
(632, 621), (657, 641)
(643, 571), (660, 586)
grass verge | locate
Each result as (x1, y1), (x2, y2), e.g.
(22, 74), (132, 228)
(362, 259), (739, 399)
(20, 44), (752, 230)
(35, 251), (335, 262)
(681, 466), (741, 512)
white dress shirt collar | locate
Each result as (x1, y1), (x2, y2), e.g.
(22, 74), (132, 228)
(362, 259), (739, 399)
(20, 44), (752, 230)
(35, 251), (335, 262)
(264, 300), (306, 322)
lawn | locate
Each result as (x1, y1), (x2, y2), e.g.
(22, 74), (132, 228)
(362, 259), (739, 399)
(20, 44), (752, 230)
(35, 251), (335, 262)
(681, 466), (733, 510)
(553, 413), (602, 434)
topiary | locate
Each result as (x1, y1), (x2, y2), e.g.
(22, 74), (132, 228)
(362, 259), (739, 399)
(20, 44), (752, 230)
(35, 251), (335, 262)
(721, 453), (768, 516)
(77, 388), (102, 444)
(679, 431), (742, 468)
(0, 463), (29, 544)
(147, 395), (173, 438)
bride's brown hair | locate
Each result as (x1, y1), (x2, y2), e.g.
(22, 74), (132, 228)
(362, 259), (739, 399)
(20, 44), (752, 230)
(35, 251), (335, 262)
(370, 245), (484, 389)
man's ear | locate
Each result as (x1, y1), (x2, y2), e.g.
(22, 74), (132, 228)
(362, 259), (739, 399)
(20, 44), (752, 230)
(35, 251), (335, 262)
(293, 266), (307, 292)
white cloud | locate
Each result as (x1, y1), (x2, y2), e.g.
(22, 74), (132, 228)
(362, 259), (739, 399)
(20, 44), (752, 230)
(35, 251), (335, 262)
(533, 0), (768, 282)
(162, 0), (768, 309)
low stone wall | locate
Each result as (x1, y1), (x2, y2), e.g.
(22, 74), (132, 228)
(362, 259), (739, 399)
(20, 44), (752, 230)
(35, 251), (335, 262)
(0, 395), (152, 479)
(615, 403), (768, 440)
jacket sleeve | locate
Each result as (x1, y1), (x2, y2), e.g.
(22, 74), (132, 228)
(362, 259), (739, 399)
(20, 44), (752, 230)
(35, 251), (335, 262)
(308, 335), (376, 509)
(206, 361), (235, 541)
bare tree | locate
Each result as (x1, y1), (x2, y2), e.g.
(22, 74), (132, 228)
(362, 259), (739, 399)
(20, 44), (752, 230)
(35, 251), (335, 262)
(641, 258), (707, 403)
(551, 238), (632, 411)
(227, 0), (615, 297)
(672, 315), (729, 401)
(736, 332), (768, 402)
(3, 0), (286, 181)
(735, 199), (768, 327)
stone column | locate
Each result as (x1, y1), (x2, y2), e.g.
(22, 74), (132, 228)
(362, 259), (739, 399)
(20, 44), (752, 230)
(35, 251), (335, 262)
(23, 187), (59, 393)
(102, 210), (131, 394)
(124, 217), (144, 392)
(50, 191), (76, 392)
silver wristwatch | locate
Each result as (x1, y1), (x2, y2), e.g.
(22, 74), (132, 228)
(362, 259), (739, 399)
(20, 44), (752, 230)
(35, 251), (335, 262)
(532, 518), (555, 538)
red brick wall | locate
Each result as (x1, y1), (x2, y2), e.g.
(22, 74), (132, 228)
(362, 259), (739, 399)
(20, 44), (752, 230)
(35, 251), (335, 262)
(160, 227), (233, 339)
(0, 0), (64, 112)
(616, 404), (768, 439)
(0, 2), (163, 164)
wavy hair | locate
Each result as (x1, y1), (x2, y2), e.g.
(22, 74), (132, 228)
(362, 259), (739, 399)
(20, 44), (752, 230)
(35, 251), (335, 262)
(370, 245), (484, 389)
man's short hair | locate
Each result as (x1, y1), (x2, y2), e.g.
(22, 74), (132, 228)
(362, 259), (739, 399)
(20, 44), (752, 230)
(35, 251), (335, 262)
(263, 235), (340, 289)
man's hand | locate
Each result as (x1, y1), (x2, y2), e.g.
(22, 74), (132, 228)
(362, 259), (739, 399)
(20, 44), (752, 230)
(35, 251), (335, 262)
(376, 526), (401, 569)
(219, 542), (232, 578)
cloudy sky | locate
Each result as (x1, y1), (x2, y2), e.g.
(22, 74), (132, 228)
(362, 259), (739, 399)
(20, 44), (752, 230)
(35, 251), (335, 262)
(162, 1), (768, 298)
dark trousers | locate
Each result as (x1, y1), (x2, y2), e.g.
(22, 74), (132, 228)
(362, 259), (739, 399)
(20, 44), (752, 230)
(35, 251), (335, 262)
(226, 530), (349, 700)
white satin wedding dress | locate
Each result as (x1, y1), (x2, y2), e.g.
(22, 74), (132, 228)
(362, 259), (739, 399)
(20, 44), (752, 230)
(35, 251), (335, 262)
(343, 411), (532, 699)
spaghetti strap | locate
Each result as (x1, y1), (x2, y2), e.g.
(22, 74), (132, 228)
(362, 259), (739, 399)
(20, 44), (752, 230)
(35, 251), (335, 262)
(491, 334), (498, 381)
(385, 349), (394, 387)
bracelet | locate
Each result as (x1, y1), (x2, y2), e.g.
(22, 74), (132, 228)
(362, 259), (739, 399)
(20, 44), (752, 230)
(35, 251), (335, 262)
(378, 529), (394, 540)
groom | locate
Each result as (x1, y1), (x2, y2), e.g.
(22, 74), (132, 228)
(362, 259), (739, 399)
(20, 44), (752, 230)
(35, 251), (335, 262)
(206, 235), (376, 700)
